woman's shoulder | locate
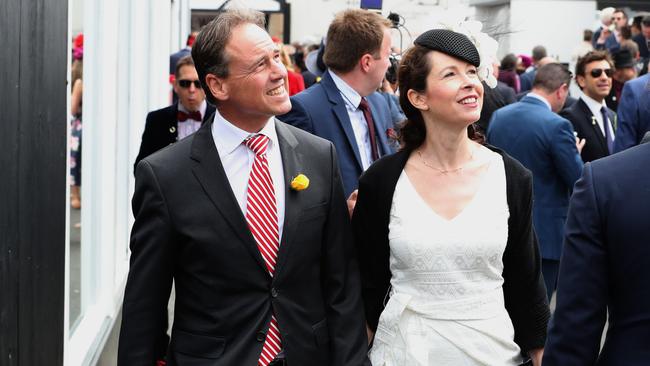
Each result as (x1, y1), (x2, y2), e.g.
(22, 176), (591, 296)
(485, 144), (531, 181)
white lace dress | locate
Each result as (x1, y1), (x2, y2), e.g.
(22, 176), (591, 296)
(369, 154), (523, 366)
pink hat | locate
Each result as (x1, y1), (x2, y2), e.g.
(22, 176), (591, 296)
(518, 54), (532, 68)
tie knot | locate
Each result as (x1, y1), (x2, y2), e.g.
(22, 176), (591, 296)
(358, 98), (370, 112)
(245, 134), (270, 156)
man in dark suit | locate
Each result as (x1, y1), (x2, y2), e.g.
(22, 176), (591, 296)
(605, 48), (638, 111)
(487, 63), (584, 301)
(613, 73), (650, 152)
(279, 9), (397, 197)
(632, 16), (650, 75)
(561, 51), (616, 162)
(119, 9), (369, 366)
(134, 56), (215, 173)
(543, 142), (650, 366)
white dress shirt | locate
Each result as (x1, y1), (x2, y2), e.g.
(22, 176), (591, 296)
(580, 94), (615, 141)
(211, 110), (285, 240)
(329, 71), (374, 170)
(177, 100), (207, 139)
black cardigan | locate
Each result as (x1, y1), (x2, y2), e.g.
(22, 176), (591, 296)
(351, 146), (550, 352)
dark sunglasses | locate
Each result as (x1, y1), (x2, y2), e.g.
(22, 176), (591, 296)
(590, 68), (613, 78)
(178, 79), (201, 88)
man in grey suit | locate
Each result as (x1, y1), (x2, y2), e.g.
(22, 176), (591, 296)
(118, 9), (369, 366)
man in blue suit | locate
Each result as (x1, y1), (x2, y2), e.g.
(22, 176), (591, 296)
(487, 63), (584, 300)
(612, 73), (650, 152)
(279, 9), (397, 197)
(543, 141), (650, 365)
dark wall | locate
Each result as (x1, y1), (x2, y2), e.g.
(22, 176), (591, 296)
(0, 0), (68, 364)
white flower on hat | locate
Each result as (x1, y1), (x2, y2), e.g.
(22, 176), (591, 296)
(433, 20), (499, 89)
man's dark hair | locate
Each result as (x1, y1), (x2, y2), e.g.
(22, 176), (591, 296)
(533, 63), (572, 93)
(614, 8), (627, 19)
(532, 45), (547, 62)
(643, 15), (650, 27)
(583, 29), (594, 42)
(500, 53), (518, 71)
(323, 9), (392, 73)
(192, 9), (265, 104)
(174, 55), (195, 79)
(575, 50), (613, 77)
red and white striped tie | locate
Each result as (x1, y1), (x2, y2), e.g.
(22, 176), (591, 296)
(244, 134), (282, 366)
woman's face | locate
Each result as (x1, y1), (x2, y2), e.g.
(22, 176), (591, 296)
(411, 51), (484, 126)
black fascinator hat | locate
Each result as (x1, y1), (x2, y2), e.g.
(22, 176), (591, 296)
(414, 29), (480, 67)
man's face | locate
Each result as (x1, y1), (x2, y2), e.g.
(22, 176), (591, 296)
(366, 28), (393, 95)
(577, 60), (613, 102)
(613, 12), (627, 30)
(215, 23), (291, 127)
(174, 65), (205, 111)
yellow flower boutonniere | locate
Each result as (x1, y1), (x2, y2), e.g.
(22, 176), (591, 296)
(290, 174), (310, 191)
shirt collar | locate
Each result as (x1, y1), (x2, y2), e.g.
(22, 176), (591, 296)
(329, 71), (362, 109)
(211, 109), (278, 156)
(527, 92), (552, 110)
(580, 93), (607, 116)
(178, 99), (207, 120)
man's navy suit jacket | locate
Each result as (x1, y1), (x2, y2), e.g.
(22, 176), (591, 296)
(487, 96), (583, 260)
(279, 70), (398, 197)
(613, 73), (650, 152)
(543, 142), (650, 365)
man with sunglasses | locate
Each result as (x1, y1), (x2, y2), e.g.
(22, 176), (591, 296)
(561, 51), (615, 163)
(134, 55), (215, 173)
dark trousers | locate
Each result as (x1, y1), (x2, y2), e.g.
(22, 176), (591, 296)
(542, 259), (560, 302)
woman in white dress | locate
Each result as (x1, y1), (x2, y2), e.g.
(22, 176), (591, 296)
(351, 29), (550, 365)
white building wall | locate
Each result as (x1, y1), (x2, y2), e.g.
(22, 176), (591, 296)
(65, 0), (174, 364)
(508, 0), (596, 63)
(288, 0), (473, 48)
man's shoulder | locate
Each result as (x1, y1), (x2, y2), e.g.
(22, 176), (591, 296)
(290, 81), (328, 104)
(147, 105), (176, 120)
(276, 120), (332, 149)
(592, 142), (650, 179)
(139, 132), (193, 172)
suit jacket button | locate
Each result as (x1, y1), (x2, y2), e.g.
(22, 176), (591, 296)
(256, 331), (266, 342)
(271, 287), (278, 298)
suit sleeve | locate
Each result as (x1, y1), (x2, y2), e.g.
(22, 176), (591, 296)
(613, 82), (640, 152)
(551, 119), (583, 189)
(278, 97), (315, 134)
(134, 113), (157, 175)
(351, 172), (391, 333)
(542, 164), (608, 365)
(118, 160), (175, 365)
(502, 167), (550, 352)
(321, 144), (370, 366)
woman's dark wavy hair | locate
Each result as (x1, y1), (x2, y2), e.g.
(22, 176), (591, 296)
(397, 45), (482, 152)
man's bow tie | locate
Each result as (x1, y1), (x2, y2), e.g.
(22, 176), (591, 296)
(177, 110), (202, 122)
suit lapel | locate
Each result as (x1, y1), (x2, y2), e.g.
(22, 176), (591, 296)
(168, 104), (179, 143)
(190, 119), (268, 274)
(272, 121), (303, 281)
(367, 95), (392, 156)
(322, 71), (364, 169)
(577, 99), (608, 152)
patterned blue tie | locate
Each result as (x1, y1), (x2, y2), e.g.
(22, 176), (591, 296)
(600, 106), (614, 153)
